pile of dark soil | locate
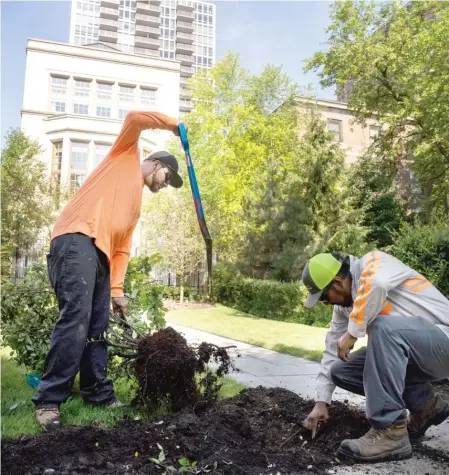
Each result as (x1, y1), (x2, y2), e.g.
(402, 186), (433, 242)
(3, 387), (449, 475)
(134, 327), (234, 411)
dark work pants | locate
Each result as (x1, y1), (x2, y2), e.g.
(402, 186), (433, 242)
(329, 316), (449, 429)
(32, 233), (115, 408)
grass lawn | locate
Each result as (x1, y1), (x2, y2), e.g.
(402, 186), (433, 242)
(1, 347), (244, 439)
(166, 304), (367, 362)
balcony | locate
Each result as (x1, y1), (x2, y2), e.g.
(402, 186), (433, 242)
(136, 13), (161, 27)
(99, 29), (118, 43)
(151, 0), (161, 4)
(176, 42), (194, 54)
(176, 20), (194, 33)
(176, 9), (194, 21)
(176, 53), (194, 65)
(99, 17), (118, 31)
(136, 1), (149, 13)
(99, 6), (119, 19)
(100, 0), (119, 8)
(180, 87), (193, 98)
(177, 0), (194, 11)
(179, 100), (194, 112)
(134, 36), (160, 49)
(180, 76), (189, 87)
(180, 65), (194, 77)
(176, 31), (194, 44)
(135, 24), (161, 38)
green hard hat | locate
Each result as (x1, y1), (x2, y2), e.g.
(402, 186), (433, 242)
(302, 253), (343, 308)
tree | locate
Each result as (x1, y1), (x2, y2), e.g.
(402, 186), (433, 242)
(305, 1), (449, 213)
(181, 53), (300, 262)
(348, 150), (407, 248)
(141, 188), (205, 303)
(242, 109), (367, 281)
(1, 129), (56, 278)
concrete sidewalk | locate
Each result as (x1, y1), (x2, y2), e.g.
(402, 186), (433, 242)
(170, 323), (449, 475)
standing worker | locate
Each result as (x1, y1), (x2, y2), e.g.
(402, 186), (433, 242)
(33, 111), (185, 429)
(301, 251), (449, 462)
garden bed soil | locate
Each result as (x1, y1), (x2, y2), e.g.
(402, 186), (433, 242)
(3, 386), (449, 475)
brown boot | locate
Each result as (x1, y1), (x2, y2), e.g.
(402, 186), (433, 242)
(408, 393), (449, 439)
(337, 414), (412, 463)
(36, 407), (61, 431)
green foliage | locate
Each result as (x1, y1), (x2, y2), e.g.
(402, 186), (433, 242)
(182, 54), (301, 261)
(212, 264), (332, 327)
(305, 0), (449, 211)
(1, 129), (57, 277)
(161, 285), (204, 302)
(141, 188), (205, 302)
(389, 220), (449, 297)
(1, 257), (166, 373)
(349, 151), (407, 248)
(242, 109), (368, 280)
(1, 263), (57, 371)
(123, 255), (166, 331)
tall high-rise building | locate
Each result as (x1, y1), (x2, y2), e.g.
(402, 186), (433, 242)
(69, 0), (216, 115)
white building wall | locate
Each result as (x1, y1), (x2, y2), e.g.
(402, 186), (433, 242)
(21, 38), (181, 255)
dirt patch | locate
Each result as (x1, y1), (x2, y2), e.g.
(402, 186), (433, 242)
(134, 327), (233, 412)
(434, 379), (449, 399)
(3, 387), (449, 475)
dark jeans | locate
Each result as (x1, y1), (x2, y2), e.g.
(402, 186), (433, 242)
(329, 316), (449, 429)
(32, 233), (115, 408)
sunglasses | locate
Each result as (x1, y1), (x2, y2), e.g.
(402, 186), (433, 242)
(159, 164), (173, 185)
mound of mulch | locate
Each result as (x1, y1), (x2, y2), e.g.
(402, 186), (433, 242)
(3, 387), (449, 475)
(134, 327), (234, 412)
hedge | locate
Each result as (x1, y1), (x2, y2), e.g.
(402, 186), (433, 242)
(212, 264), (332, 327)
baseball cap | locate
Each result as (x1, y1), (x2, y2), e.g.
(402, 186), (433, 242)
(146, 150), (183, 188)
(301, 253), (343, 308)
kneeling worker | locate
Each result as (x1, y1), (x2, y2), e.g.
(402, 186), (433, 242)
(301, 251), (449, 462)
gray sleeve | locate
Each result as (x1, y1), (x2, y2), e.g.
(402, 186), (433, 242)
(315, 306), (348, 404)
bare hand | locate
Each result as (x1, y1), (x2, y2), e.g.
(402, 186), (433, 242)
(303, 402), (329, 439)
(112, 297), (128, 322)
(337, 331), (357, 362)
(173, 121), (187, 137)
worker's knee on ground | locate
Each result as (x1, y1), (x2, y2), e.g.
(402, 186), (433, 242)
(330, 359), (346, 387)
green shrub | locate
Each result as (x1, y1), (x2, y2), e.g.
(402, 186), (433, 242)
(212, 263), (332, 327)
(1, 263), (57, 371)
(389, 221), (449, 298)
(1, 255), (166, 372)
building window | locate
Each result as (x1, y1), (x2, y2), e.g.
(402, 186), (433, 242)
(369, 125), (380, 142)
(96, 106), (111, 117)
(119, 108), (130, 120)
(70, 173), (86, 193)
(52, 142), (63, 183)
(50, 76), (68, 112)
(95, 144), (111, 167)
(327, 119), (342, 142)
(74, 79), (90, 115)
(51, 101), (66, 113)
(71, 141), (88, 170)
(140, 88), (156, 106)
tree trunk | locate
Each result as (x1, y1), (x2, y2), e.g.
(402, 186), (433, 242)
(180, 279), (184, 304)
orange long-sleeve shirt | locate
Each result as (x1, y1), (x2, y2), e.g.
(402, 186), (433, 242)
(52, 111), (178, 298)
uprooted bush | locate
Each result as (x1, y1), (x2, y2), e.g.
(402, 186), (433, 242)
(212, 263), (332, 327)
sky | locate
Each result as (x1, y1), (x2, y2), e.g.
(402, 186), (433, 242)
(1, 0), (334, 146)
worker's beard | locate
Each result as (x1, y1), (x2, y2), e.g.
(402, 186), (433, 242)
(340, 294), (354, 308)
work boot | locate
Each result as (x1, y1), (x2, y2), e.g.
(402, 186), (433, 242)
(408, 393), (449, 439)
(36, 407), (61, 431)
(337, 413), (412, 463)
